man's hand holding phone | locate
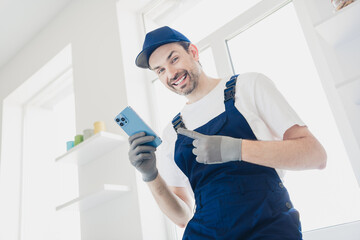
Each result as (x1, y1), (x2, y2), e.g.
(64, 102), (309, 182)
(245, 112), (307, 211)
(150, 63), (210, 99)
(128, 132), (158, 182)
(115, 106), (162, 182)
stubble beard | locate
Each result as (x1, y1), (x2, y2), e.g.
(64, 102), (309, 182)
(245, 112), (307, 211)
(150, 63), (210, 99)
(168, 69), (200, 96)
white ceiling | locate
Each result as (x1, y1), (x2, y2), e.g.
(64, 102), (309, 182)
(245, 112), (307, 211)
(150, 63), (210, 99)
(0, 0), (74, 69)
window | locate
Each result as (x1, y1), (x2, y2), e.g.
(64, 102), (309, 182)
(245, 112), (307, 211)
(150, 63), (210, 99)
(20, 71), (80, 240)
(0, 45), (80, 240)
(21, 79), (80, 239)
(143, 0), (262, 43)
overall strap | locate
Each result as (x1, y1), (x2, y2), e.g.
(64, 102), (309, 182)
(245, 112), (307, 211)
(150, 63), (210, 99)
(224, 74), (239, 110)
(172, 112), (186, 132)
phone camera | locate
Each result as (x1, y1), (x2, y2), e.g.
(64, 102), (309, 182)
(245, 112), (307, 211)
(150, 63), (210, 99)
(116, 118), (120, 122)
(121, 117), (125, 121)
(120, 123), (124, 126)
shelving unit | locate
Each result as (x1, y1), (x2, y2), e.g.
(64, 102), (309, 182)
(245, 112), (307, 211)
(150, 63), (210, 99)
(313, 0), (360, 148)
(55, 131), (126, 166)
(299, 0), (360, 184)
(336, 74), (360, 89)
(334, 37), (360, 83)
(55, 131), (131, 212)
(56, 184), (130, 211)
(315, 0), (360, 47)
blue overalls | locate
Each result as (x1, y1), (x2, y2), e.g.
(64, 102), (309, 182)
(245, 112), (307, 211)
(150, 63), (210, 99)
(172, 75), (302, 240)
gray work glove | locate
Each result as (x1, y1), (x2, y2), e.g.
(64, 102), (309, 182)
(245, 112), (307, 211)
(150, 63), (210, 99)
(128, 132), (158, 182)
(177, 128), (242, 164)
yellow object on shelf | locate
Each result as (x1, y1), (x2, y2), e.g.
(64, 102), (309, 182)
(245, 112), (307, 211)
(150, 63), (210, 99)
(94, 121), (106, 134)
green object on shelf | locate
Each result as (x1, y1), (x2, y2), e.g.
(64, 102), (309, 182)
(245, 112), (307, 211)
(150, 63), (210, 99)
(74, 135), (84, 146)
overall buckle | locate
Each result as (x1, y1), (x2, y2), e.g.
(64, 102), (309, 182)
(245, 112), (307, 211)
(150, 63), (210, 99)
(224, 85), (236, 102)
(172, 113), (186, 132)
(224, 75), (238, 102)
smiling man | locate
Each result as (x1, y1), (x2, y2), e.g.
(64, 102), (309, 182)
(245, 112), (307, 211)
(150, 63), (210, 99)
(127, 26), (327, 239)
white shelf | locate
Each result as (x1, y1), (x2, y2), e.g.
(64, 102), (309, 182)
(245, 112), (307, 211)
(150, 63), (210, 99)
(336, 74), (360, 89)
(55, 131), (126, 166)
(56, 184), (130, 211)
(337, 76), (360, 104)
(315, 0), (360, 47)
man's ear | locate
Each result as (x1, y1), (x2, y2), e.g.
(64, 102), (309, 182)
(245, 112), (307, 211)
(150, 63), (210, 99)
(189, 44), (200, 61)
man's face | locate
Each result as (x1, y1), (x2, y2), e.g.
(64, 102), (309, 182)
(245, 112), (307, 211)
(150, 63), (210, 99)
(148, 42), (201, 96)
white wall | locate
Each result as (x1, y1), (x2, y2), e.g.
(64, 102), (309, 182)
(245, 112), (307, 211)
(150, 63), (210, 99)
(0, 0), (144, 239)
(0, 102), (23, 239)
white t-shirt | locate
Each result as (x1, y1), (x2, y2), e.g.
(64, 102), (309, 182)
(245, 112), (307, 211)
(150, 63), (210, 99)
(157, 72), (305, 189)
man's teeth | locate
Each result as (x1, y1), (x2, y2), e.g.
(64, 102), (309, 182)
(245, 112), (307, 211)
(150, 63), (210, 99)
(174, 75), (186, 86)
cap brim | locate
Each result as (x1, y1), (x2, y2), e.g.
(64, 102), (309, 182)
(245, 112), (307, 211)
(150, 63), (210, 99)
(135, 39), (184, 69)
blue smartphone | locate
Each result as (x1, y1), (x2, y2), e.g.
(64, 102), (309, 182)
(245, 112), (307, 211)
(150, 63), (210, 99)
(114, 106), (162, 148)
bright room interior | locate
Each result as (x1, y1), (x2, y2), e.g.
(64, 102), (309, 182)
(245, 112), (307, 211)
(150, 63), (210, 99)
(0, 0), (359, 239)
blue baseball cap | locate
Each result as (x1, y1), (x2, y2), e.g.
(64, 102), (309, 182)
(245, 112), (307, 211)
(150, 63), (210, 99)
(135, 26), (191, 69)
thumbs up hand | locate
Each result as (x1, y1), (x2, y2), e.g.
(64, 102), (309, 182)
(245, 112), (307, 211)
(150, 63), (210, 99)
(177, 128), (243, 164)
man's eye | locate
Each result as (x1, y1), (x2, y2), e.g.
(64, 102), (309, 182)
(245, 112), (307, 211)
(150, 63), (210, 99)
(171, 57), (178, 63)
(158, 68), (164, 74)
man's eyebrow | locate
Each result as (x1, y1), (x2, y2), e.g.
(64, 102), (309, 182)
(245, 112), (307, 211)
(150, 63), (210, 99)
(167, 50), (176, 61)
(151, 50), (177, 71)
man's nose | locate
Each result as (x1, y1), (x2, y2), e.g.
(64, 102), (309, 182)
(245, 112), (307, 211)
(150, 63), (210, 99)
(167, 65), (178, 81)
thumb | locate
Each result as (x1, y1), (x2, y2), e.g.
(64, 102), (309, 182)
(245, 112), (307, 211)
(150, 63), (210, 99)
(177, 128), (204, 140)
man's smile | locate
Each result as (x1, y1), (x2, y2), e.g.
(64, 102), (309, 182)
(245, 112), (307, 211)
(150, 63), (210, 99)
(172, 73), (188, 87)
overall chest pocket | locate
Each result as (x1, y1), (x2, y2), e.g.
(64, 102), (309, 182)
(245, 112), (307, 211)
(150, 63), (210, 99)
(176, 113), (228, 147)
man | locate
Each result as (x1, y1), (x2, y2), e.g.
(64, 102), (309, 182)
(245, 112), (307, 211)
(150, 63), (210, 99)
(128, 26), (327, 239)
